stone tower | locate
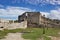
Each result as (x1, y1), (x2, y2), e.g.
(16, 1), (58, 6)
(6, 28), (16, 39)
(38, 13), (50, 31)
(18, 12), (41, 27)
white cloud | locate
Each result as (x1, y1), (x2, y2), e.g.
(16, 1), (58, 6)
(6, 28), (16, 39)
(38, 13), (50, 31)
(49, 0), (60, 5)
(25, 0), (60, 5)
(49, 8), (60, 20)
(0, 6), (36, 20)
(0, 4), (4, 8)
(40, 12), (49, 17)
(25, 0), (40, 5)
(41, 8), (60, 20)
(11, 0), (60, 6)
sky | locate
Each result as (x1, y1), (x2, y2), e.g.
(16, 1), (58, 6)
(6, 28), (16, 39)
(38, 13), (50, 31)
(0, 0), (60, 20)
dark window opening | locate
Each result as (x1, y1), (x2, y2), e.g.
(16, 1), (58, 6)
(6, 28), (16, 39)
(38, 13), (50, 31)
(0, 26), (4, 28)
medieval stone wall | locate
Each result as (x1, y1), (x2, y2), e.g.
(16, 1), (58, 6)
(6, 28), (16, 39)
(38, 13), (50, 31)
(0, 21), (27, 30)
(27, 12), (40, 27)
(18, 12), (60, 28)
(39, 16), (60, 28)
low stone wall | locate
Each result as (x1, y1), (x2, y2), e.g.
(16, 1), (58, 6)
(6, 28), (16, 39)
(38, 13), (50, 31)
(0, 21), (27, 30)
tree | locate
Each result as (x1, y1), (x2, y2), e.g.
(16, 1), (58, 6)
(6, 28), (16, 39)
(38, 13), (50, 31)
(43, 15), (45, 34)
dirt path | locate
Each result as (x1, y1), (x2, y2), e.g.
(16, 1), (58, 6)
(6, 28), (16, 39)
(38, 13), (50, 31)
(48, 36), (60, 40)
(51, 37), (60, 40)
(1, 33), (29, 40)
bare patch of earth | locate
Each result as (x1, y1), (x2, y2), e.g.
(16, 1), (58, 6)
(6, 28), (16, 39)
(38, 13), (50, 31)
(48, 36), (60, 40)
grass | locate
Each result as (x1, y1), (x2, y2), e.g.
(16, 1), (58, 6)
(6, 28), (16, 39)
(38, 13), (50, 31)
(4, 28), (23, 33)
(43, 36), (51, 40)
(0, 28), (60, 40)
(22, 28), (43, 39)
(45, 28), (60, 36)
(0, 28), (23, 39)
(0, 30), (8, 39)
(22, 28), (60, 40)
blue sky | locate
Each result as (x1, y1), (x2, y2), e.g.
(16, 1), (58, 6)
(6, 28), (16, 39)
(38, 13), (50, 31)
(0, 0), (60, 20)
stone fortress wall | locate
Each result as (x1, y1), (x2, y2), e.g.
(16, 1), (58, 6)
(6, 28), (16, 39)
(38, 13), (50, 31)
(18, 12), (60, 28)
(0, 12), (60, 30)
(0, 20), (27, 30)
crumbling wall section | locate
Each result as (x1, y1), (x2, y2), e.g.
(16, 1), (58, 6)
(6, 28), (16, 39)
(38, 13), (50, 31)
(0, 21), (27, 30)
